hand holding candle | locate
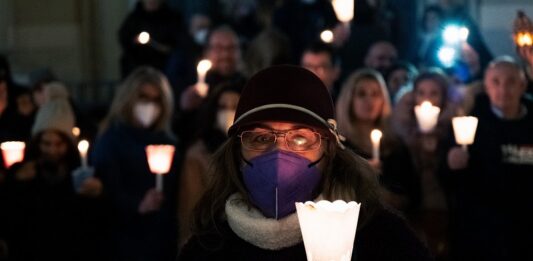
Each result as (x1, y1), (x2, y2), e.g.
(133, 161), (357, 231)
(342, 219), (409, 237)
(414, 101), (440, 133)
(296, 200), (361, 261)
(370, 129), (382, 163)
(1, 141), (25, 168)
(146, 144), (175, 192)
(452, 116), (478, 150)
(78, 140), (89, 168)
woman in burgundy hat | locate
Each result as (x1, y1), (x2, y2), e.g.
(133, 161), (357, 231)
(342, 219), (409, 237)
(179, 65), (433, 260)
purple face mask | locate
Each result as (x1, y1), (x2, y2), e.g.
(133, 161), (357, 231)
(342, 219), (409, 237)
(241, 150), (322, 219)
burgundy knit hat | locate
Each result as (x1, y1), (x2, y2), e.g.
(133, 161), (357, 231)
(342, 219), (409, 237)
(228, 65), (343, 145)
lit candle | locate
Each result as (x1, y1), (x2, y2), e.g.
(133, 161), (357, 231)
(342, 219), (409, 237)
(1, 141), (25, 168)
(196, 59), (212, 97)
(452, 116), (478, 150)
(414, 101), (440, 133)
(72, 127), (81, 138)
(516, 32), (533, 47)
(332, 0), (354, 25)
(145, 144), (175, 192)
(370, 129), (382, 162)
(296, 200), (361, 261)
(77, 140), (89, 168)
(137, 31), (150, 45)
(196, 59), (212, 84)
(320, 30), (334, 44)
(513, 11), (533, 47)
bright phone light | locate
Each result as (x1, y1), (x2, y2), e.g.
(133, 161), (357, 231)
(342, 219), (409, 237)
(438, 46), (456, 67)
(443, 25), (469, 44)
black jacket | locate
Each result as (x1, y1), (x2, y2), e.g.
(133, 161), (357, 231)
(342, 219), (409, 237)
(179, 208), (433, 261)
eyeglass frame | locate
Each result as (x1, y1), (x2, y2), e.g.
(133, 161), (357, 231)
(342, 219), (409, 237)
(237, 128), (327, 152)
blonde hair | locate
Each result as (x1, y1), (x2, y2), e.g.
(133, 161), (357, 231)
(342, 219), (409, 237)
(100, 66), (174, 136)
(336, 68), (392, 147)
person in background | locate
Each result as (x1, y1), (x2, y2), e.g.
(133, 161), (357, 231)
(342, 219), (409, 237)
(2, 84), (102, 261)
(436, 0), (493, 71)
(336, 68), (420, 219)
(243, 29), (292, 79)
(272, 0), (339, 63)
(364, 41), (399, 76)
(384, 61), (419, 105)
(179, 26), (244, 112)
(446, 57), (533, 261)
(179, 65), (432, 260)
(416, 5), (445, 69)
(178, 82), (242, 249)
(301, 42), (341, 100)
(93, 67), (179, 261)
(391, 69), (458, 260)
(177, 26), (245, 149)
(0, 55), (25, 142)
(118, 0), (186, 78)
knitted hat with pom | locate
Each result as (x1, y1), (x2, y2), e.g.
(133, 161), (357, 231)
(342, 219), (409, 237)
(31, 82), (75, 139)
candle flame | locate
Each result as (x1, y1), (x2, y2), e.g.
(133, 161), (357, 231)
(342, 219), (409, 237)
(516, 32), (533, 47)
(197, 59), (212, 75)
(320, 30), (334, 43)
(78, 140), (89, 155)
(138, 31), (150, 44)
(370, 129), (382, 143)
(72, 127), (80, 137)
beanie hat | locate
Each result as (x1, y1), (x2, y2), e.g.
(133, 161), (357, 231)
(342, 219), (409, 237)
(31, 82), (75, 139)
(228, 65), (344, 146)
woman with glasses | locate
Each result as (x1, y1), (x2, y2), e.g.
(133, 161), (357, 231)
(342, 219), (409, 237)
(179, 65), (432, 260)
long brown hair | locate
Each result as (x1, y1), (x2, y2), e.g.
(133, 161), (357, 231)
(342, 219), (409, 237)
(336, 68), (395, 152)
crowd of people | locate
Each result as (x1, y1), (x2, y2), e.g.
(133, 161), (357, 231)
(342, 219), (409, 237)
(1, 0), (533, 260)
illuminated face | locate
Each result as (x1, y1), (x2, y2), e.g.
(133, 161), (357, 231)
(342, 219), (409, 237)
(206, 31), (240, 76)
(352, 79), (385, 122)
(415, 79), (443, 108)
(301, 52), (339, 91)
(39, 130), (69, 163)
(484, 64), (526, 115)
(240, 122), (325, 164)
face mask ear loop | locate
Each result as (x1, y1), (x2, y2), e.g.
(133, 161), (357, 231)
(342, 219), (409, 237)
(240, 151), (254, 167)
(275, 187), (279, 220)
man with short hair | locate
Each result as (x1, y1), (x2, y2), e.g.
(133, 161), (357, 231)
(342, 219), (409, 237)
(447, 57), (533, 260)
(364, 41), (398, 75)
(301, 42), (340, 99)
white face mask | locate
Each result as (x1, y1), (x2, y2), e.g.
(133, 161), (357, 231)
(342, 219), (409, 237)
(216, 109), (236, 134)
(134, 102), (160, 128)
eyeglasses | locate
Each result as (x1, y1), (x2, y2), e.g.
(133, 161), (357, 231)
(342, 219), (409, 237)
(239, 128), (323, 152)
